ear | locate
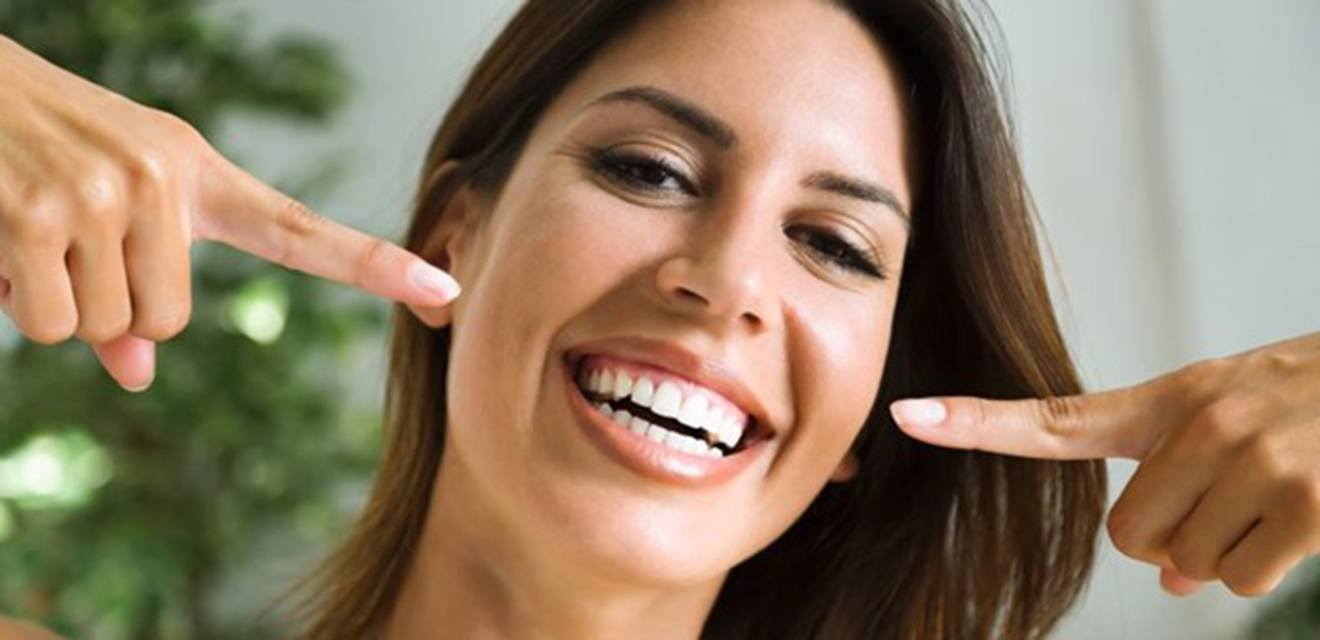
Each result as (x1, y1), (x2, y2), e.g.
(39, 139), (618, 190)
(829, 448), (859, 483)
(408, 160), (479, 329)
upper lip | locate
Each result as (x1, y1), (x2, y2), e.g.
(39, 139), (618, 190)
(566, 336), (776, 439)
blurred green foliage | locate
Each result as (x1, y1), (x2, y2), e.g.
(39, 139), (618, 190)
(4, 1), (1315, 640)
(1249, 562), (1320, 640)
(0, 1), (386, 638)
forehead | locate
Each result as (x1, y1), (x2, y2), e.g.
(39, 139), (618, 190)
(543, 0), (912, 200)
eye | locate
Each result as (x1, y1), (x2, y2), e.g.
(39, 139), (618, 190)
(587, 148), (699, 197)
(786, 225), (887, 279)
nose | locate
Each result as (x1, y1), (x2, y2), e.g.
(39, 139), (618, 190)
(653, 206), (775, 335)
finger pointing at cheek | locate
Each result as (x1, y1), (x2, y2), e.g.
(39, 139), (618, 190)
(887, 377), (1174, 462)
(195, 151), (462, 308)
(889, 334), (1320, 599)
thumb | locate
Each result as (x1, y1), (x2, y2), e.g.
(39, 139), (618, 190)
(1160, 565), (1207, 597)
(91, 334), (156, 392)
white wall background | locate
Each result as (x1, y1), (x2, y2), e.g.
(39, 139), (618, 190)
(7, 0), (1305, 636)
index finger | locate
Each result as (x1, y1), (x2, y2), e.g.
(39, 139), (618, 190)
(195, 152), (461, 307)
(889, 379), (1173, 461)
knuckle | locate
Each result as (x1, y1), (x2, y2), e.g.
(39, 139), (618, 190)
(123, 148), (175, 201)
(1194, 396), (1254, 440)
(132, 302), (191, 341)
(353, 237), (389, 289)
(1039, 396), (1080, 438)
(1218, 562), (1272, 597)
(6, 192), (69, 245)
(276, 197), (324, 240)
(77, 313), (132, 344)
(1246, 348), (1301, 378)
(70, 165), (123, 219)
(1105, 505), (1146, 559)
(21, 314), (78, 345)
(1167, 539), (1215, 581)
(1278, 473), (1320, 517)
(152, 108), (205, 148)
(1245, 435), (1291, 478)
(1172, 357), (1225, 393)
(1187, 356), (1232, 382)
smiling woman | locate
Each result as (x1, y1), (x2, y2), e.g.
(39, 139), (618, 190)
(5, 0), (1317, 637)
(285, 1), (1105, 638)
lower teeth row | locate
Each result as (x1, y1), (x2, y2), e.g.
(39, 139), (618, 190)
(594, 401), (725, 458)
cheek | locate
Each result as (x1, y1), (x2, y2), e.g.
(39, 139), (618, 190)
(445, 181), (659, 450)
(787, 293), (893, 470)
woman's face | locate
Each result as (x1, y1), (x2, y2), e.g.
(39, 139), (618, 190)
(435, 0), (912, 588)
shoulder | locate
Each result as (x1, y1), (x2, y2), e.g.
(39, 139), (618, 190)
(0, 617), (63, 640)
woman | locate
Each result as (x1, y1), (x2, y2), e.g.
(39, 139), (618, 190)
(1, 1), (1317, 638)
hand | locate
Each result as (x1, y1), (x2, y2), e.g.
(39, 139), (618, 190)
(0, 35), (460, 391)
(889, 332), (1320, 597)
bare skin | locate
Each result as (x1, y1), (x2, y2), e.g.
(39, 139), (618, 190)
(386, 2), (909, 636)
(0, 34), (461, 391)
(895, 331), (1320, 598)
(0, 1), (1315, 638)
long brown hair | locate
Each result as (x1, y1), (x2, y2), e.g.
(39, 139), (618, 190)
(291, 1), (1107, 638)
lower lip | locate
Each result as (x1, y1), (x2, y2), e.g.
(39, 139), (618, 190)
(561, 356), (765, 488)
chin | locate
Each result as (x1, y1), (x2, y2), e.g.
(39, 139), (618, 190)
(530, 480), (741, 588)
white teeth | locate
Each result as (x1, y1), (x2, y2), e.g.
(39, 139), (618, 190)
(677, 393), (708, 430)
(611, 408), (632, 427)
(723, 412), (744, 448)
(590, 399), (727, 458)
(580, 364), (747, 453)
(663, 430), (689, 452)
(611, 371), (633, 400)
(699, 406), (742, 449)
(630, 376), (655, 406)
(651, 381), (682, 418)
(702, 407), (729, 447)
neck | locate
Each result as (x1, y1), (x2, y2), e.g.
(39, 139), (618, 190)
(383, 454), (724, 640)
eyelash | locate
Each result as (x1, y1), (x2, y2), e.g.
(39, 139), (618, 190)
(586, 149), (888, 280)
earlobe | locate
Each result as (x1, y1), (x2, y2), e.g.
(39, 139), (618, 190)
(829, 449), (859, 483)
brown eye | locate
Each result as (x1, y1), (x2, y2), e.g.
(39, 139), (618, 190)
(588, 149), (699, 196)
(785, 225), (887, 279)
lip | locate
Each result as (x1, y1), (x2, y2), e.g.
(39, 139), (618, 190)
(560, 355), (768, 488)
(564, 336), (775, 440)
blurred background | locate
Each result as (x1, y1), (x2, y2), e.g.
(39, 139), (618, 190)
(0, 0), (1316, 638)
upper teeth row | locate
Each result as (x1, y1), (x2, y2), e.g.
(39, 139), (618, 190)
(580, 367), (745, 449)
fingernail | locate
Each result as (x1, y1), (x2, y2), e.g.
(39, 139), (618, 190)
(124, 376), (154, 393)
(409, 262), (462, 302)
(890, 399), (947, 428)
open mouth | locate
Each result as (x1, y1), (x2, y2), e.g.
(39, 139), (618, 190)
(568, 354), (766, 458)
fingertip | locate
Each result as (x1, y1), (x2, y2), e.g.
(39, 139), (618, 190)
(1159, 566), (1206, 597)
(91, 334), (157, 392)
(889, 398), (948, 430)
(407, 260), (462, 306)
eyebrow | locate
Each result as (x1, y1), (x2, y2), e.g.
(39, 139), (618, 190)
(802, 171), (910, 230)
(587, 84), (911, 228)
